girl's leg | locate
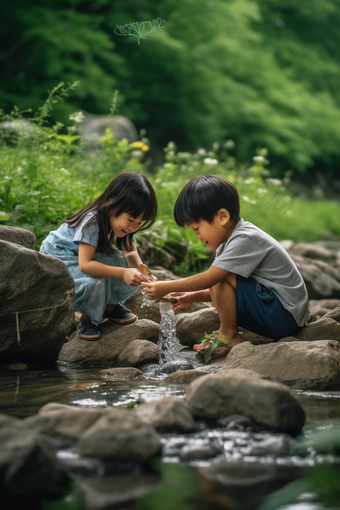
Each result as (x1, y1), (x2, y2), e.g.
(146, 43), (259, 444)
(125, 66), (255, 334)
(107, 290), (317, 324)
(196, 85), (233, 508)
(209, 272), (244, 347)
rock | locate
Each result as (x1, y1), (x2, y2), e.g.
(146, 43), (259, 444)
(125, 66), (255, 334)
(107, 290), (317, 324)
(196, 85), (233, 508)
(176, 308), (220, 346)
(223, 340), (340, 390)
(179, 443), (222, 461)
(238, 327), (274, 344)
(309, 299), (340, 317)
(161, 359), (194, 374)
(116, 339), (159, 367)
(0, 428), (67, 497)
(323, 304), (340, 323)
(289, 242), (337, 262)
(100, 367), (146, 380)
(135, 397), (195, 432)
(0, 241), (74, 364)
(81, 114), (138, 145)
(137, 236), (176, 269)
(290, 254), (340, 299)
(0, 413), (25, 430)
(163, 241), (187, 264)
(279, 239), (295, 251)
(1, 362), (28, 370)
(58, 319), (159, 367)
(77, 473), (161, 510)
(186, 369), (305, 434)
(199, 460), (298, 510)
(292, 318), (340, 341)
(75, 409), (162, 463)
(0, 225), (36, 250)
(38, 402), (84, 414)
(24, 407), (109, 440)
(167, 370), (209, 384)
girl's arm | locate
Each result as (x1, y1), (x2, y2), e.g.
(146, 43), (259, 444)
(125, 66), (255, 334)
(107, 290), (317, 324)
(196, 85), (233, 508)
(78, 243), (147, 286)
(142, 266), (228, 300)
(122, 242), (142, 268)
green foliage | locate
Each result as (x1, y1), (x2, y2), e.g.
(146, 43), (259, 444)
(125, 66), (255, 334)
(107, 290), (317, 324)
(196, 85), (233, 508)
(198, 332), (233, 363)
(2, 1), (340, 176)
(0, 90), (340, 276)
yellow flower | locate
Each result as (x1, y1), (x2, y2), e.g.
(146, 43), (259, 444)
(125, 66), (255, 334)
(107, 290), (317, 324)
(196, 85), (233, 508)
(131, 141), (149, 152)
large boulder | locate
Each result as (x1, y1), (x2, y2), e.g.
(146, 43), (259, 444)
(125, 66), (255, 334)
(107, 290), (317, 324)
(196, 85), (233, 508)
(0, 225), (36, 250)
(176, 308), (220, 346)
(186, 369), (305, 435)
(75, 409), (162, 463)
(223, 340), (340, 390)
(309, 299), (340, 317)
(0, 241), (74, 364)
(291, 318), (340, 341)
(81, 114), (138, 144)
(24, 407), (109, 440)
(291, 254), (340, 299)
(289, 242), (337, 262)
(0, 427), (67, 498)
(117, 339), (159, 367)
(137, 236), (176, 269)
(58, 319), (159, 367)
(134, 397), (195, 432)
(323, 304), (340, 323)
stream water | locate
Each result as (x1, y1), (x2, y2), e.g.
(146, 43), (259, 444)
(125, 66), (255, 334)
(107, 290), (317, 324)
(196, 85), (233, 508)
(1, 301), (340, 509)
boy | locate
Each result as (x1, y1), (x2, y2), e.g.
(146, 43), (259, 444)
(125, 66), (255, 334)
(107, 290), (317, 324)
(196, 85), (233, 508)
(142, 175), (310, 350)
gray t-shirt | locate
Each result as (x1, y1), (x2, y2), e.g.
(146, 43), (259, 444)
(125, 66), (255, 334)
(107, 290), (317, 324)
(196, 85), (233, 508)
(212, 219), (311, 326)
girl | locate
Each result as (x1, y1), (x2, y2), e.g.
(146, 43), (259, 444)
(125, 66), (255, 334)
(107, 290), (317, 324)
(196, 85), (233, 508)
(40, 172), (157, 341)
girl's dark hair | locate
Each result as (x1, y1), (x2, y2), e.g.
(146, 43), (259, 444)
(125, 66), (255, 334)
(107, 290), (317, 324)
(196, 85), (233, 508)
(65, 172), (157, 254)
(174, 174), (240, 226)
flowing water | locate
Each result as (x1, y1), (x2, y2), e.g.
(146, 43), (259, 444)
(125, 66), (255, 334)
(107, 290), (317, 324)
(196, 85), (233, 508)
(1, 302), (340, 510)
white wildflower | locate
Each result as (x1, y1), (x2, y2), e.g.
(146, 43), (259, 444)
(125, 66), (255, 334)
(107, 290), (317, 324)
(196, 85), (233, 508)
(60, 168), (70, 175)
(256, 188), (267, 193)
(131, 150), (143, 157)
(168, 142), (175, 149)
(253, 155), (265, 163)
(164, 163), (172, 168)
(225, 139), (235, 148)
(203, 157), (218, 165)
(197, 148), (206, 156)
(168, 151), (175, 156)
(69, 111), (84, 124)
(213, 142), (220, 151)
(245, 178), (255, 184)
(177, 152), (191, 158)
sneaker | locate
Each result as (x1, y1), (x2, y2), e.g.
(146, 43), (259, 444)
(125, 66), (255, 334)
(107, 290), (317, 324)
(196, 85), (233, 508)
(103, 303), (137, 325)
(77, 320), (101, 341)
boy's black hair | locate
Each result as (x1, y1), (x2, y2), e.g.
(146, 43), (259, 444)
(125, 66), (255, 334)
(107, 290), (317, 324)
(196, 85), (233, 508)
(65, 172), (157, 254)
(174, 174), (240, 226)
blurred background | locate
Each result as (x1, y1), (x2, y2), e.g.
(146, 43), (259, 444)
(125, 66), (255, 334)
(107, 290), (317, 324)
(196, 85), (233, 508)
(2, 0), (340, 181)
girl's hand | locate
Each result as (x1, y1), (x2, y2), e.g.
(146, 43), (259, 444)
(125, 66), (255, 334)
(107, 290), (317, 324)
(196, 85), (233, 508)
(142, 281), (171, 300)
(170, 292), (195, 311)
(123, 268), (148, 286)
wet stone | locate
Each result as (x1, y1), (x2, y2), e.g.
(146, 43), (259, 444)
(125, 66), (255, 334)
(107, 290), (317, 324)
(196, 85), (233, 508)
(134, 397), (195, 433)
(179, 443), (223, 461)
(99, 367), (146, 380)
(161, 360), (194, 374)
(166, 370), (209, 384)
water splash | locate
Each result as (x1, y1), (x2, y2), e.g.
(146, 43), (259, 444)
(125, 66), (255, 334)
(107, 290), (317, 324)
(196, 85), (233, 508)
(158, 301), (182, 366)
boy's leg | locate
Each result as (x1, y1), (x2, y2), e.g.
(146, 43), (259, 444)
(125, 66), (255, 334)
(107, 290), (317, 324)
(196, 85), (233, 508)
(209, 272), (244, 347)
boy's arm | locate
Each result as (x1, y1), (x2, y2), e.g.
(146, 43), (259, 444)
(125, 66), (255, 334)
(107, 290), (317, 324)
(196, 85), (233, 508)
(142, 266), (228, 300)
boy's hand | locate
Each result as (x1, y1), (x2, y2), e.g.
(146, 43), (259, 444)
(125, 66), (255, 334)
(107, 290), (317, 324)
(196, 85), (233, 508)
(142, 281), (171, 300)
(170, 292), (195, 311)
(123, 268), (149, 286)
